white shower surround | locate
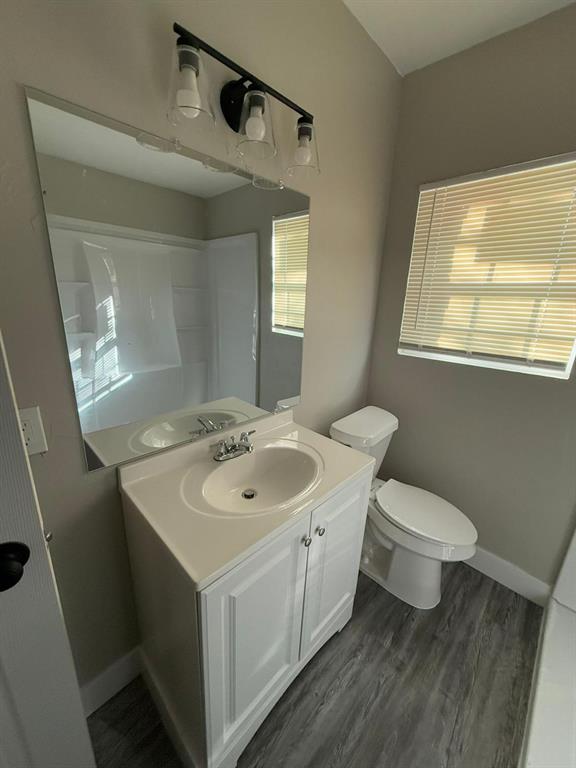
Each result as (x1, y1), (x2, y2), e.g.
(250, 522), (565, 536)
(48, 215), (258, 438)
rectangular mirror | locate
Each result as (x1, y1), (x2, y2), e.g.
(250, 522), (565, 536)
(25, 91), (309, 470)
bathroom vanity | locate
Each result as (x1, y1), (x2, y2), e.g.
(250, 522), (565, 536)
(120, 411), (373, 768)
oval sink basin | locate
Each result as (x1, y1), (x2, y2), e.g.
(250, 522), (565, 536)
(131, 410), (244, 451)
(181, 439), (324, 517)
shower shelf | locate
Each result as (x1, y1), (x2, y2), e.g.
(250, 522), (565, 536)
(65, 332), (96, 340)
(57, 281), (91, 289)
(172, 285), (209, 291)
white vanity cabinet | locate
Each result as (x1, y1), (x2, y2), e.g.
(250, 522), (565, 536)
(300, 481), (369, 657)
(200, 477), (369, 768)
(200, 515), (310, 765)
(121, 436), (372, 768)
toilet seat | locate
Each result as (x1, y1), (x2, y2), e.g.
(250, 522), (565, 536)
(374, 479), (477, 547)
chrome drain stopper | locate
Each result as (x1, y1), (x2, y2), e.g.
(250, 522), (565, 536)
(242, 488), (257, 500)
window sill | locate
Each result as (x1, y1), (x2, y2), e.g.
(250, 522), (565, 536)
(272, 327), (304, 339)
(397, 347), (571, 380)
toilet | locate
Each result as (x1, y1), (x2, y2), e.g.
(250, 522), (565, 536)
(330, 406), (477, 609)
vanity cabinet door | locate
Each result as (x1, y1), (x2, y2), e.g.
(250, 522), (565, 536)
(200, 515), (310, 765)
(300, 476), (370, 659)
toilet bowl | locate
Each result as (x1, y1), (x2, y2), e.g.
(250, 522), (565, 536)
(365, 477), (477, 608)
(330, 406), (478, 609)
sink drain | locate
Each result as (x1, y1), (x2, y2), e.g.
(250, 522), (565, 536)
(242, 488), (257, 500)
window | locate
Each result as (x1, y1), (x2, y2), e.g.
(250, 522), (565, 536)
(272, 212), (309, 336)
(399, 156), (576, 378)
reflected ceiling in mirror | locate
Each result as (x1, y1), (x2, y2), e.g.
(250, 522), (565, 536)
(25, 90), (310, 470)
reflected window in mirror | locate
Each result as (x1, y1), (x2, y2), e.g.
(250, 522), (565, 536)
(272, 212), (309, 338)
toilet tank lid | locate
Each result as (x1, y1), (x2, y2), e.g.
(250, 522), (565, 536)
(330, 406), (399, 448)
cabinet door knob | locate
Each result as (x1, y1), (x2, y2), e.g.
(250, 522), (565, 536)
(303, 536), (312, 547)
(316, 527), (326, 537)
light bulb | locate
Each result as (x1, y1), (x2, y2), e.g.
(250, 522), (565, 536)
(245, 105), (266, 141)
(294, 136), (312, 166)
(176, 67), (202, 118)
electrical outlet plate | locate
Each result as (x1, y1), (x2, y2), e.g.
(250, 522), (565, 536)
(18, 406), (48, 456)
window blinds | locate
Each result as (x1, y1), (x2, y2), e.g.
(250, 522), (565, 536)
(272, 213), (309, 333)
(399, 157), (576, 378)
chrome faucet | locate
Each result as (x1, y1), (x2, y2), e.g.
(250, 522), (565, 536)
(213, 431), (256, 462)
(198, 416), (224, 434)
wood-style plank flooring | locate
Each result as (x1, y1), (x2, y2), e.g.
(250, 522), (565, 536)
(89, 564), (541, 768)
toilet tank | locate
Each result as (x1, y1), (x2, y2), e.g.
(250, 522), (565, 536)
(329, 406), (399, 478)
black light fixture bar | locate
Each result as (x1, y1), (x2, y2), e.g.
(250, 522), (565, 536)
(173, 22), (313, 123)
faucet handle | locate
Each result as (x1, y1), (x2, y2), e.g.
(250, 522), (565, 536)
(239, 430), (256, 442)
(214, 438), (228, 459)
(198, 416), (218, 433)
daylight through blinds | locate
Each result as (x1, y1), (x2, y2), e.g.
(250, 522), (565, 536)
(272, 213), (309, 332)
(399, 157), (576, 376)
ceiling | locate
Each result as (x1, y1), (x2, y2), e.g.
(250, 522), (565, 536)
(27, 99), (249, 199)
(343, 0), (573, 74)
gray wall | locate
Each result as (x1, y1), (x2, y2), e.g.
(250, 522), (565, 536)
(368, 5), (576, 585)
(0, 0), (400, 685)
(206, 185), (307, 411)
(38, 154), (207, 238)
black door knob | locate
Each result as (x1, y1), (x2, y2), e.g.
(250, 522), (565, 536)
(0, 542), (30, 592)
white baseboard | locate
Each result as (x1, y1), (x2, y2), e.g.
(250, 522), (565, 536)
(466, 547), (550, 606)
(141, 653), (197, 768)
(81, 647), (141, 717)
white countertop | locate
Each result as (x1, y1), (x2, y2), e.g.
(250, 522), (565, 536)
(84, 396), (268, 466)
(119, 411), (374, 591)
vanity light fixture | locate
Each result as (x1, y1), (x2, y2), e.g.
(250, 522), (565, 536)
(176, 44), (202, 118)
(171, 22), (319, 181)
(287, 117), (320, 177)
(236, 87), (277, 160)
(168, 38), (215, 128)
